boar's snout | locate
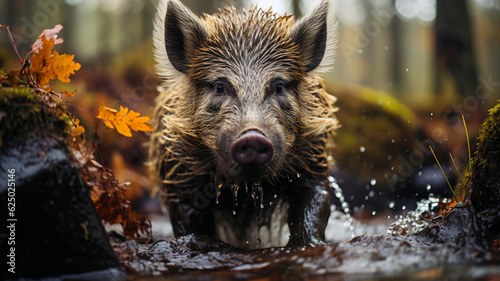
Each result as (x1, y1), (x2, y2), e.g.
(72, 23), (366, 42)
(231, 130), (273, 166)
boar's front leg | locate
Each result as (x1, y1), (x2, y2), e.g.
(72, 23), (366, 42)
(287, 179), (332, 246)
(167, 196), (215, 237)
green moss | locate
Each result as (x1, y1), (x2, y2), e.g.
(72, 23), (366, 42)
(0, 86), (72, 151)
(468, 101), (500, 223)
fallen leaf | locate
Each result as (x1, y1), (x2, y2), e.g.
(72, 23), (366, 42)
(43, 94), (58, 108)
(6, 69), (20, 86)
(32, 24), (64, 52)
(71, 118), (85, 137)
(62, 89), (77, 97)
(30, 35), (81, 87)
(97, 103), (153, 137)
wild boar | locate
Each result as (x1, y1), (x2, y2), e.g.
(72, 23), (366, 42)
(150, 0), (339, 249)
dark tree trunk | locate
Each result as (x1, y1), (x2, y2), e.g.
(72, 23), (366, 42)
(435, 0), (479, 97)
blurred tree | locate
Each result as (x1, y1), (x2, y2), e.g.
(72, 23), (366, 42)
(292, 0), (301, 17)
(435, 0), (479, 98)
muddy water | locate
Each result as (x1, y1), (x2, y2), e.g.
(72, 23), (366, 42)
(112, 197), (500, 280)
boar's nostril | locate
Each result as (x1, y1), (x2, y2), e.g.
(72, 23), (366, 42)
(231, 131), (273, 166)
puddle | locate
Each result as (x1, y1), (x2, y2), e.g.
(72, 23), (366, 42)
(111, 196), (500, 280)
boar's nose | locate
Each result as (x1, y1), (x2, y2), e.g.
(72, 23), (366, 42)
(231, 130), (273, 166)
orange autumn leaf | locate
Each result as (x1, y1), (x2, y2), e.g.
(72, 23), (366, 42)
(63, 89), (77, 97)
(71, 118), (85, 137)
(30, 35), (81, 87)
(97, 103), (153, 137)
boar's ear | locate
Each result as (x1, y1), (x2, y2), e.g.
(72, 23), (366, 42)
(153, 0), (207, 78)
(291, 0), (337, 73)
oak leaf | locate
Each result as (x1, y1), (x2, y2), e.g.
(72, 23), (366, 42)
(97, 103), (153, 137)
(31, 24), (64, 52)
(30, 35), (81, 87)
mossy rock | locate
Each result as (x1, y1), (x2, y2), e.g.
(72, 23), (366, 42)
(0, 86), (119, 278)
(468, 101), (500, 234)
(0, 86), (70, 150)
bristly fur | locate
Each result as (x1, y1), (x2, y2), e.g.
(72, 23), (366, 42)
(153, 0), (338, 81)
(150, 0), (339, 230)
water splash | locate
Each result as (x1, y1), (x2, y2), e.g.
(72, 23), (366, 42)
(387, 197), (451, 236)
(231, 184), (239, 215)
(216, 183), (222, 204)
(329, 176), (355, 238)
(251, 182), (264, 245)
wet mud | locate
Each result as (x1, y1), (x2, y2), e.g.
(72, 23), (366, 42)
(113, 203), (498, 280)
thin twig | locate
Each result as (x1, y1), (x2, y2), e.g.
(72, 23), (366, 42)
(0, 25), (23, 64)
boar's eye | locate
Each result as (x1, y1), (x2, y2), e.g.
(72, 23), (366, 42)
(271, 80), (286, 96)
(213, 78), (232, 96)
(216, 84), (224, 94)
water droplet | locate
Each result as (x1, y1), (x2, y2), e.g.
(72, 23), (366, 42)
(273, 193), (278, 198)
(426, 184), (431, 191)
(430, 113), (433, 116)
(328, 176), (334, 183)
(402, 205), (407, 210)
(389, 201), (395, 209)
(408, 120), (410, 123)
(391, 139), (395, 143)
(418, 171), (422, 176)
(385, 46), (388, 50)
(297, 173), (301, 178)
(370, 178), (377, 185)
(331, 180), (355, 238)
(406, 68), (409, 71)
(216, 183), (222, 204)
(358, 49), (363, 54)
(372, 211), (376, 216)
(369, 190), (375, 197)
(360, 146), (366, 153)
(231, 184), (240, 214)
